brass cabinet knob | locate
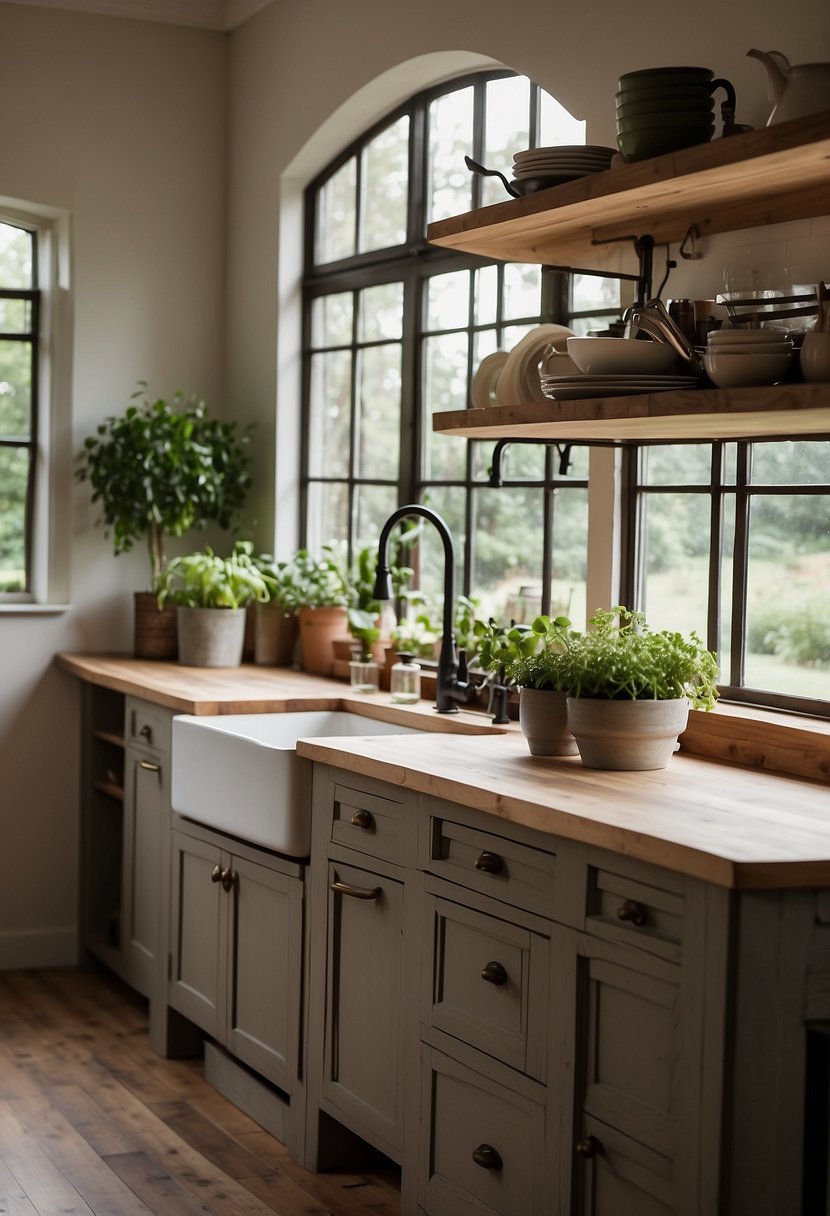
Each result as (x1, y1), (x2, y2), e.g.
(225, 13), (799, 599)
(575, 1135), (603, 1159)
(474, 851), (503, 875)
(480, 961), (508, 986)
(210, 864), (222, 884)
(617, 898), (649, 927)
(350, 809), (374, 830)
(220, 868), (236, 892)
(330, 880), (381, 900)
(472, 1143), (503, 1170)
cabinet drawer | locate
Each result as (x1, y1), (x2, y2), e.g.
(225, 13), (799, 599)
(585, 859), (684, 962)
(126, 698), (169, 754)
(424, 811), (556, 917)
(419, 1046), (548, 1216)
(424, 890), (549, 1081)
(330, 782), (408, 866)
(574, 1114), (674, 1216)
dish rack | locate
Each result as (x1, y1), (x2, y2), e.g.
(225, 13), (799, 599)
(716, 289), (818, 326)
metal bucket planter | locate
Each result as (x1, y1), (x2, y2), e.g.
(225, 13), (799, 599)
(176, 607), (247, 668)
(518, 687), (579, 756)
(565, 697), (690, 770)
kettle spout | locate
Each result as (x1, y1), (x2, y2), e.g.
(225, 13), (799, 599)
(747, 48), (790, 105)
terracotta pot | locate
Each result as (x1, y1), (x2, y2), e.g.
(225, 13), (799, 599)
(254, 603), (299, 666)
(298, 605), (348, 676)
(566, 697), (690, 770)
(133, 591), (178, 660)
(176, 607), (246, 668)
(518, 687), (579, 756)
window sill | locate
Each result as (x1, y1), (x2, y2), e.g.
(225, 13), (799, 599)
(682, 700), (830, 783)
(0, 603), (71, 615)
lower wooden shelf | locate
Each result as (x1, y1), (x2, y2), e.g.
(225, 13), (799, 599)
(432, 382), (830, 442)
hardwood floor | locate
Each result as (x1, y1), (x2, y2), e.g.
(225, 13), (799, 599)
(0, 966), (401, 1215)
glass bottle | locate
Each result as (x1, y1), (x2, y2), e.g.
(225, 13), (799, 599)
(390, 651), (421, 704)
(349, 645), (379, 694)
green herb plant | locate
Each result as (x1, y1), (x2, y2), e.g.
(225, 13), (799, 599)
(475, 614), (575, 690)
(556, 605), (720, 709)
(76, 382), (252, 588)
(155, 542), (271, 611)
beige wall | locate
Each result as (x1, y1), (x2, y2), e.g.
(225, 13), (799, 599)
(0, 0), (828, 964)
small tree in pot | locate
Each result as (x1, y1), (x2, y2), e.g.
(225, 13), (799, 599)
(76, 382), (252, 658)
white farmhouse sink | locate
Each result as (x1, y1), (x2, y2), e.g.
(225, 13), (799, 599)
(171, 710), (422, 858)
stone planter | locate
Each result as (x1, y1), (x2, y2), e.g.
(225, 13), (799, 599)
(176, 607), (247, 668)
(133, 591), (178, 660)
(254, 603), (299, 667)
(518, 686), (579, 757)
(565, 697), (690, 770)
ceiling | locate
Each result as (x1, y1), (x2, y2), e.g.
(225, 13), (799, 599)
(2, 0), (273, 30)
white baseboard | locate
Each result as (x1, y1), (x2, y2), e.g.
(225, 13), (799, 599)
(0, 926), (78, 970)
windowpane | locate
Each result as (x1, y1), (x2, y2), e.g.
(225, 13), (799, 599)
(472, 485), (543, 616)
(355, 484), (400, 550)
(638, 491), (711, 638)
(308, 350), (351, 478)
(426, 270), (469, 332)
(428, 86), (474, 224)
(0, 347), (32, 435)
(503, 264), (541, 321)
(359, 116), (409, 254)
(641, 444), (712, 486)
(316, 158), (356, 264)
(312, 292), (353, 347)
(552, 486), (589, 629)
(359, 282), (403, 342)
(751, 440), (830, 486)
(474, 266), (498, 326)
(418, 484), (465, 606)
(357, 345), (401, 479)
(0, 299), (31, 333)
(744, 494), (830, 700)
(306, 481), (349, 554)
(0, 445), (28, 592)
(482, 75), (529, 208)
(0, 223), (33, 289)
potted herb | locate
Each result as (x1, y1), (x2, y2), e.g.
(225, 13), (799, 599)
(475, 614), (579, 756)
(76, 382), (252, 659)
(289, 544), (351, 676)
(249, 552), (303, 667)
(556, 605), (720, 770)
(155, 542), (270, 668)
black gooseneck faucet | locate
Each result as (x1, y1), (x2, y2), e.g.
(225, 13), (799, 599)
(372, 504), (470, 714)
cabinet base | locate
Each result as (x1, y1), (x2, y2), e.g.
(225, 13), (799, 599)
(204, 1040), (291, 1145)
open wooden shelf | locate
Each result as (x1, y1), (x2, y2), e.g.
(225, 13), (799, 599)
(93, 779), (124, 802)
(92, 728), (125, 749)
(432, 381), (830, 442)
(426, 110), (830, 272)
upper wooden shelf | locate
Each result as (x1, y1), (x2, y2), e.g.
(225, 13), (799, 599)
(432, 382), (830, 442)
(426, 111), (830, 272)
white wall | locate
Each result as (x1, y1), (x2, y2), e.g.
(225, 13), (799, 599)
(0, 2), (226, 965)
(0, 0), (828, 965)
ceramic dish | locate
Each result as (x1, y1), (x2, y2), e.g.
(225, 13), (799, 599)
(541, 374), (698, 400)
(470, 351), (509, 408)
(702, 351), (792, 387)
(707, 327), (792, 344)
(512, 144), (615, 161)
(566, 336), (679, 375)
(497, 324), (573, 406)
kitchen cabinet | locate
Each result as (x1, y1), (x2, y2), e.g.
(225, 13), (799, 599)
(169, 816), (303, 1096)
(426, 110), (830, 443)
(304, 774), (420, 1176)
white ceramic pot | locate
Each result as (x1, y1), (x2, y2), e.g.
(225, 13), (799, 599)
(800, 331), (830, 382)
(176, 606), (247, 668)
(518, 686), (579, 757)
(565, 697), (690, 770)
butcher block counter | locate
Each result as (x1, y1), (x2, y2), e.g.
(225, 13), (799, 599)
(57, 652), (830, 891)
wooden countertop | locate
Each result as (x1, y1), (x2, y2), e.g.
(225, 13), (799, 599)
(57, 653), (830, 890)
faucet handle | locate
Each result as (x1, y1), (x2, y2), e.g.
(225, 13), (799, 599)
(457, 648), (468, 682)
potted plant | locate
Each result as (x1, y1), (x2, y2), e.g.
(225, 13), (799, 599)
(288, 543), (351, 676)
(155, 542), (270, 668)
(475, 614), (579, 756)
(556, 605), (720, 770)
(76, 382), (252, 659)
(249, 552), (303, 667)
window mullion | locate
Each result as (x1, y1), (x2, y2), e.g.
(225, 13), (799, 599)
(729, 442), (751, 688)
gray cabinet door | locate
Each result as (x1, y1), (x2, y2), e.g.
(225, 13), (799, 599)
(323, 857), (404, 1155)
(122, 746), (163, 998)
(227, 852), (303, 1092)
(169, 828), (226, 1038)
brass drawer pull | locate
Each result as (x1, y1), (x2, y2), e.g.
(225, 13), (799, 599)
(138, 759), (160, 773)
(330, 880), (381, 900)
(480, 961), (508, 986)
(617, 898), (649, 927)
(575, 1134), (603, 1159)
(472, 1143), (503, 1170)
(474, 851), (502, 875)
(350, 809), (374, 830)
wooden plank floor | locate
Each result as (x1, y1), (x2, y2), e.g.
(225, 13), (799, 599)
(0, 967), (401, 1215)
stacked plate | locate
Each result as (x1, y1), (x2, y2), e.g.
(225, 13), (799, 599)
(540, 373), (698, 401)
(470, 325), (573, 408)
(511, 144), (615, 188)
(702, 327), (793, 388)
(615, 66), (731, 162)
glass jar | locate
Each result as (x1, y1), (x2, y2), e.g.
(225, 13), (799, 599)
(390, 652), (421, 704)
(349, 649), (379, 694)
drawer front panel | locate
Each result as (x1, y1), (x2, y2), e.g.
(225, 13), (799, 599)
(330, 782), (407, 866)
(126, 698), (170, 754)
(426, 814), (556, 917)
(419, 1047), (548, 1216)
(575, 1114), (674, 1216)
(425, 893), (549, 1081)
(586, 862), (684, 962)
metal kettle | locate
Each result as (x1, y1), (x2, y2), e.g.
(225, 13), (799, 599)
(747, 49), (830, 125)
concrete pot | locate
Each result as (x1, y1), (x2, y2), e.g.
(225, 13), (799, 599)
(518, 687), (579, 756)
(566, 697), (690, 770)
(176, 607), (246, 668)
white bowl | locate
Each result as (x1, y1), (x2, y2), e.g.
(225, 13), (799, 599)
(707, 341), (793, 356)
(707, 327), (790, 345)
(566, 336), (678, 376)
(703, 350), (792, 388)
